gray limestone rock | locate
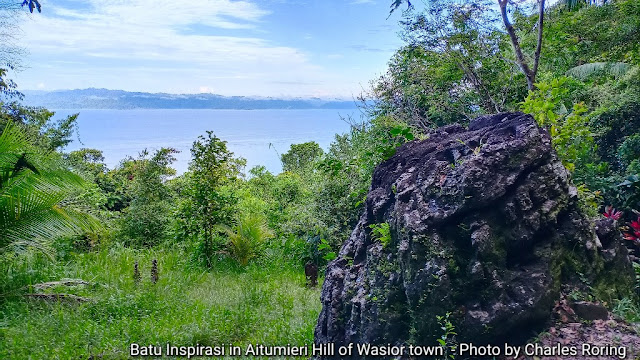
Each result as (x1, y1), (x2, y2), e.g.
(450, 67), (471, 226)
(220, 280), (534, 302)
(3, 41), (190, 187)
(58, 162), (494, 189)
(314, 112), (633, 357)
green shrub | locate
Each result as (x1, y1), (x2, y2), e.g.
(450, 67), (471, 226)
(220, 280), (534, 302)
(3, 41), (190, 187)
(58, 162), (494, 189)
(217, 214), (274, 266)
(522, 78), (596, 174)
(119, 201), (172, 247)
(618, 134), (640, 172)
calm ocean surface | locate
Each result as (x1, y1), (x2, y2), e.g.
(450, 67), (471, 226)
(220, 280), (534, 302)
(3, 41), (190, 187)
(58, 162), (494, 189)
(55, 109), (358, 174)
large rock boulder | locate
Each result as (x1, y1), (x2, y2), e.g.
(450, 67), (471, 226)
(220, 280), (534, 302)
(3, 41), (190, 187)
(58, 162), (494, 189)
(314, 112), (633, 353)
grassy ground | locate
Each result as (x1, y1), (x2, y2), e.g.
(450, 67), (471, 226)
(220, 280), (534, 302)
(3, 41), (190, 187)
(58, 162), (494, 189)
(0, 245), (321, 359)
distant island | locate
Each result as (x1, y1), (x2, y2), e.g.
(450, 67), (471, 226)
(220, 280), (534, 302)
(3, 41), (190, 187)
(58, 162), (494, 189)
(22, 88), (360, 110)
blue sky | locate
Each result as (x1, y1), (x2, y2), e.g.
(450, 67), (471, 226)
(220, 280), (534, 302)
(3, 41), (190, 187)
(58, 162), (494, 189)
(14, 0), (408, 98)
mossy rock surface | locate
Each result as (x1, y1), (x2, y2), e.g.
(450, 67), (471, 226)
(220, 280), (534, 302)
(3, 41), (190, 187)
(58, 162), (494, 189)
(314, 113), (634, 356)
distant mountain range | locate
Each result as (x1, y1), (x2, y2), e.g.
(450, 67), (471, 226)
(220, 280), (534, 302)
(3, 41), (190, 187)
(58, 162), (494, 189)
(22, 88), (360, 110)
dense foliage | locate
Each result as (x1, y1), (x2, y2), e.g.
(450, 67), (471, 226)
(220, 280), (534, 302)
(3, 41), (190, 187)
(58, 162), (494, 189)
(0, 0), (638, 283)
(3, 0), (634, 269)
(374, 0), (640, 215)
(1, 1), (640, 358)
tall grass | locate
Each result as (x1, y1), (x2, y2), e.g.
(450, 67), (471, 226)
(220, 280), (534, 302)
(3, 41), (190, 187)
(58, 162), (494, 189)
(0, 245), (321, 359)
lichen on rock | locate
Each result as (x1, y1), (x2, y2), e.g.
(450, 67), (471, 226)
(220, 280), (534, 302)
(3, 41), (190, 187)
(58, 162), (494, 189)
(314, 112), (634, 355)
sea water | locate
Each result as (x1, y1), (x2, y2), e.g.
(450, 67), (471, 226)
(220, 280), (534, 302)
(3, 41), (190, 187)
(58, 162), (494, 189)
(54, 108), (359, 174)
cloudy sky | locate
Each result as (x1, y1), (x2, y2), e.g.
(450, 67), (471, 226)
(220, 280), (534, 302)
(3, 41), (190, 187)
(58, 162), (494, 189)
(12, 0), (406, 98)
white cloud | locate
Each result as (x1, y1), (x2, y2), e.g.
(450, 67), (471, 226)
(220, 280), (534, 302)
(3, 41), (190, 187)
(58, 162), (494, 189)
(18, 0), (357, 97)
(198, 86), (214, 93)
(55, 0), (269, 29)
(27, 0), (285, 63)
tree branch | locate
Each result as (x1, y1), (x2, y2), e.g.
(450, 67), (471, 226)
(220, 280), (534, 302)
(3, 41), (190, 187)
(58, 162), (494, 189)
(498, 0), (536, 90)
(532, 0), (546, 79)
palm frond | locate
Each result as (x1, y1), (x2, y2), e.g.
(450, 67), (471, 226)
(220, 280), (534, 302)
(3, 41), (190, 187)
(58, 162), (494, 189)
(0, 121), (101, 255)
(0, 121), (32, 175)
(566, 62), (634, 80)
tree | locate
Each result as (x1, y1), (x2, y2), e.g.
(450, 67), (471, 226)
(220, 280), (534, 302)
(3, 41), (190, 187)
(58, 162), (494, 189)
(0, 68), (21, 100)
(391, 0), (546, 90)
(1, 104), (79, 152)
(0, 0), (43, 101)
(0, 0), (41, 89)
(190, 131), (244, 186)
(281, 141), (323, 173)
(66, 148), (107, 179)
(177, 131), (245, 267)
(118, 148), (178, 247)
(498, 0), (545, 90)
(372, 0), (527, 127)
(0, 5), (28, 73)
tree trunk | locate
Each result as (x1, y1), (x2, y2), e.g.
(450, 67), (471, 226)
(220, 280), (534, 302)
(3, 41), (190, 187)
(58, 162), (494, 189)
(498, 0), (546, 91)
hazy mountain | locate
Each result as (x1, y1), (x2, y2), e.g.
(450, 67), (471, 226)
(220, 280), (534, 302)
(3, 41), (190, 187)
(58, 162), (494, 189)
(22, 89), (360, 110)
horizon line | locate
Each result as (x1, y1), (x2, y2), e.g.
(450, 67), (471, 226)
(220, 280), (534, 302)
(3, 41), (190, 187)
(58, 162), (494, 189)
(21, 87), (361, 102)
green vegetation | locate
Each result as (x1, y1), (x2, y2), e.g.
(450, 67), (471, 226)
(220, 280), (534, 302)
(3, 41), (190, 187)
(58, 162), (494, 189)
(375, 0), (640, 215)
(370, 223), (392, 249)
(0, 247), (319, 359)
(436, 312), (457, 360)
(216, 214), (274, 267)
(1, 0), (640, 357)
